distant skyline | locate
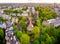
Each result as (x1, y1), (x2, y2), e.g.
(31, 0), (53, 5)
(0, 0), (60, 3)
(0, 3), (60, 7)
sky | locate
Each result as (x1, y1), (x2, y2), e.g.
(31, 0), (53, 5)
(0, 0), (60, 3)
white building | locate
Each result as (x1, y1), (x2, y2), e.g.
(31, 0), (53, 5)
(42, 17), (60, 27)
(22, 11), (28, 16)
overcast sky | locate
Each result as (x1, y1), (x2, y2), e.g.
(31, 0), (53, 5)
(0, 0), (60, 3)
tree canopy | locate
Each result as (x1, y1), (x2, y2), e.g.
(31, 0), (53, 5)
(38, 7), (58, 21)
(20, 34), (30, 44)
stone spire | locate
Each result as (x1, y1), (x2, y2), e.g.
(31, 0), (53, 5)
(27, 10), (33, 31)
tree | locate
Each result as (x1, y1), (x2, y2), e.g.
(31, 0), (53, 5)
(4, 9), (14, 15)
(18, 16), (22, 20)
(13, 23), (17, 30)
(39, 25), (56, 44)
(4, 10), (9, 15)
(41, 41), (45, 44)
(19, 10), (23, 14)
(38, 7), (58, 21)
(34, 6), (39, 11)
(0, 17), (7, 22)
(15, 31), (22, 39)
(39, 33), (47, 44)
(45, 34), (53, 44)
(0, 28), (4, 39)
(32, 26), (40, 39)
(53, 12), (58, 18)
(18, 16), (27, 32)
(22, 6), (28, 11)
(56, 29), (60, 44)
(21, 16), (27, 21)
(50, 36), (55, 44)
(40, 33), (55, 44)
(0, 28), (5, 44)
(13, 10), (19, 16)
(35, 19), (41, 28)
(20, 19), (27, 32)
(32, 40), (39, 44)
(46, 26), (57, 37)
(20, 34), (30, 44)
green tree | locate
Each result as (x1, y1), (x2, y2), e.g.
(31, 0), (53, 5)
(20, 34), (30, 44)
(22, 6), (28, 11)
(0, 28), (5, 44)
(35, 19), (41, 27)
(39, 25), (56, 44)
(13, 23), (17, 30)
(15, 31), (22, 39)
(0, 28), (4, 38)
(20, 20), (27, 32)
(13, 10), (19, 16)
(34, 6), (39, 11)
(19, 10), (23, 14)
(4, 10), (9, 15)
(45, 34), (53, 44)
(39, 7), (58, 21)
(0, 17), (7, 22)
(56, 29), (60, 44)
(18, 16), (22, 20)
(46, 26), (57, 37)
(4, 9), (14, 15)
(32, 40), (39, 44)
(32, 26), (40, 39)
